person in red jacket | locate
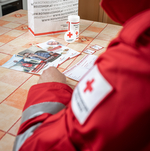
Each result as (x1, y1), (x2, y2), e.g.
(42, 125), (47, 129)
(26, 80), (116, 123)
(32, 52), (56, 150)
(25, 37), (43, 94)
(13, 0), (150, 150)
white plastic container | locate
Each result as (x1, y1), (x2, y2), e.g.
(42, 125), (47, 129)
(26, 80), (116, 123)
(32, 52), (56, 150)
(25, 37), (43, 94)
(67, 15), (80, 40)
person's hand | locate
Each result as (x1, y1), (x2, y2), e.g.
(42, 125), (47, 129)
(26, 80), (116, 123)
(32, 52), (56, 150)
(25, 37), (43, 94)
(37, 67), (66, 84)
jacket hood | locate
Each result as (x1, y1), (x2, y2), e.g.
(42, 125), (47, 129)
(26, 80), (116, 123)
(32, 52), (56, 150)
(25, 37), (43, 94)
(100, 0), (150, 25)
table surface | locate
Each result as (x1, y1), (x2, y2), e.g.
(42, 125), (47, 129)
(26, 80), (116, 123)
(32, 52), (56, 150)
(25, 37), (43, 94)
(0, 9), (122, 150)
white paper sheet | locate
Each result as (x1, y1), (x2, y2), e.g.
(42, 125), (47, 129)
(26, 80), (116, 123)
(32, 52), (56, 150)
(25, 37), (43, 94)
(63, 55), (98, 81)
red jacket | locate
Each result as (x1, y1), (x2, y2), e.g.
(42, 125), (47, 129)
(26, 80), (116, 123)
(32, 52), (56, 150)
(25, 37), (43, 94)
(13, 8), (150, 151)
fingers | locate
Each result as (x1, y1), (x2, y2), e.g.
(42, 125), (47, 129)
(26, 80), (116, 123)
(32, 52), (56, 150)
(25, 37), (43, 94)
(38, 67), (66, 84)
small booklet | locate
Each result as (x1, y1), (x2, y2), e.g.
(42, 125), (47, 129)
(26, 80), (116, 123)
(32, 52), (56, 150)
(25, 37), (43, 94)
(1, 39), (80, 74)
(63, 54), (98, 81)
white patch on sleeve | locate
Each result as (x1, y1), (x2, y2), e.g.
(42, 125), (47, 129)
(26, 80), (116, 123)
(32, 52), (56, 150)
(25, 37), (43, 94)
(71, 65), (113, 124)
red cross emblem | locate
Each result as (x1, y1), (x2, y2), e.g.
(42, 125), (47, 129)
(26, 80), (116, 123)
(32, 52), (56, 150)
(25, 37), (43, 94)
(67, 32), (73, 38)
(84, 79), (95, 93)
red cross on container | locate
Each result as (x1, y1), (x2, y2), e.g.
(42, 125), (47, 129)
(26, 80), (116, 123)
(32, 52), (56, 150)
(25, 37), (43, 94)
(84, 79), (95, 93)
(67, 32), (73, 38)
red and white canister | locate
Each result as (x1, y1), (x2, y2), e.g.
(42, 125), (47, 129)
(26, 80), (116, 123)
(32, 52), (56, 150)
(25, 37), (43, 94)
(67, 15), (80, 40)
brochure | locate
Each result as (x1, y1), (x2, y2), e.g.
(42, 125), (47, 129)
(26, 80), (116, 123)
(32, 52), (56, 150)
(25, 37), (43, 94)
(1, 39), (80, 74)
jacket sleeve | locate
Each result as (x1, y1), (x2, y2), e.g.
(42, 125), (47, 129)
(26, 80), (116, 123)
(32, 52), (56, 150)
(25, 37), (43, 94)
(13, 82), (73, 151)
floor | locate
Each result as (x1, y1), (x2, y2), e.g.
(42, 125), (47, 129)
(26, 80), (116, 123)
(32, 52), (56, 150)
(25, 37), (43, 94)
(0, 9), (122, 151)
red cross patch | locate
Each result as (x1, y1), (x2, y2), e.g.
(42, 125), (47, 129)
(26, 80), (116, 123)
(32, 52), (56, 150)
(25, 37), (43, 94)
(71, 65), (113, 124)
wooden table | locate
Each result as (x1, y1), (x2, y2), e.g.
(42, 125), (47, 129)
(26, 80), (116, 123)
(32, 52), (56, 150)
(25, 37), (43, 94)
(0, 9), (122, 150)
